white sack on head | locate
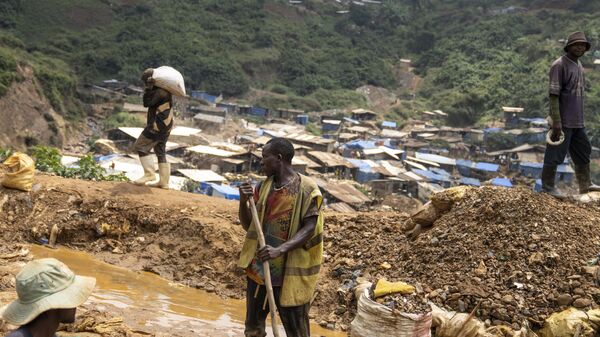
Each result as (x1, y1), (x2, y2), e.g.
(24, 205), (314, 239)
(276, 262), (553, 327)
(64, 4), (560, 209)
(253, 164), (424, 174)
(151, 66), (186, 97)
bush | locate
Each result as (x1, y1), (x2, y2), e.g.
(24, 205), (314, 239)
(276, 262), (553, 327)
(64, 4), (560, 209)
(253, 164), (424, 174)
(104, 111), (145, 130)
(30, 146), (128, 181)
(485, 132), (517, 152)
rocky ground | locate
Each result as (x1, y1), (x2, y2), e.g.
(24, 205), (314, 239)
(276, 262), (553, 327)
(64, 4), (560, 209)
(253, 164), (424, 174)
(314, 186), (600, 334)
(1, 175), (600, 336)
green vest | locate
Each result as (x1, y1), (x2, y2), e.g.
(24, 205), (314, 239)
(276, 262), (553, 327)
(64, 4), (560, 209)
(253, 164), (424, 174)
(238, 174), (324, 307)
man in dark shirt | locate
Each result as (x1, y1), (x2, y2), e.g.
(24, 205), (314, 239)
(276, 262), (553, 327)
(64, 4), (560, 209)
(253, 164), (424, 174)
(1, 258), (95, 337)
(132, 68), (175, 189)
(542, 31), (600, 197)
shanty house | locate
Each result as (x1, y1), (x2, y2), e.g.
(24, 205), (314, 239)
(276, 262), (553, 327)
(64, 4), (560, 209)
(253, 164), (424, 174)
(351, 108), (377, 121)
(316, 179), (371, 209)
(322, 119), (342, 133)
(275, 108), (304, 120)
(503, 106), (524, 128)
(193, 113), (225, 131)
(415, 152), (456, 173)
(287, 133), (336, 152)
(306, 151), (355, 177)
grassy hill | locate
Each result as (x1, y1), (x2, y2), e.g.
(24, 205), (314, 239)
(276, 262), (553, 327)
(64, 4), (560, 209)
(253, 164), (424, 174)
(2, 0), (600, 142)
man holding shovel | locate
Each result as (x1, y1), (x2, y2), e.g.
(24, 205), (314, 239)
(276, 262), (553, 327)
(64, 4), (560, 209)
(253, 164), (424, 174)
(238, 137), (324, 337)
(542, 31), (600, 197)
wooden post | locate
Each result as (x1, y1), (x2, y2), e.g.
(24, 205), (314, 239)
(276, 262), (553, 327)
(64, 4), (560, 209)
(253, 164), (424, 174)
(248, 198), (281, 337)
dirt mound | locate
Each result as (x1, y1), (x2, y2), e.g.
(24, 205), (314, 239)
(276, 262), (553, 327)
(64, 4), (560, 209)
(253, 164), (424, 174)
(0, 174), (247, 298)
(316, 186), (600, 332)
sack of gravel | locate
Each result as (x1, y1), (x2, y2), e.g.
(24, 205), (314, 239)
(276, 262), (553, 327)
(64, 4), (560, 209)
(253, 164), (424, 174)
(351, 287), (432, 337)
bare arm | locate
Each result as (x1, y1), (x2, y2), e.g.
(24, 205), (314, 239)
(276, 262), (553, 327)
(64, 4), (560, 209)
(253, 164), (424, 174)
(238, 182), (256, 231)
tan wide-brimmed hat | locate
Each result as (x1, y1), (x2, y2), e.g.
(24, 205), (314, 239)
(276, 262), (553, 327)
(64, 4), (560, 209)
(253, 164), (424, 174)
(0, 258), (96, 326)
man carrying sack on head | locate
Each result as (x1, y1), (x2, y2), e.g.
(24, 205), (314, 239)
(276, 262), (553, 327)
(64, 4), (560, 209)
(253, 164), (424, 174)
(0, 258), (96, 337)
(133, 66), (186, 189)
(542, 31), (600, 198)
(238, 137), (324, 337)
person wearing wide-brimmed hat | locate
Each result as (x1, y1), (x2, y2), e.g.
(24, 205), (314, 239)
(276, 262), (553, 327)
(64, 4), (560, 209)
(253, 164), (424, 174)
(0, 258), (95, 337)
(542, 31), (600, 198)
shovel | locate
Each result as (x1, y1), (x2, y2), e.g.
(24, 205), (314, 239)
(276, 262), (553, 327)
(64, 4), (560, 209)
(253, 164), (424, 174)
(248, 198), (281, 337)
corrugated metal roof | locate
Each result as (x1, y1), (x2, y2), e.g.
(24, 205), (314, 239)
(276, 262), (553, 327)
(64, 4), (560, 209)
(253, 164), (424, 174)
(320, 181), (371, 205)
(380, 129), (409, 139)
(194, 113), (225, 124)
(287, 133), (336, 145)
(178, 169), (227, 182)
(219, 158), (245, 165)
(307, 151), (355, 168)
(322, 119), (342, 125)
(415, 152), (456, 166)
(294, 155), (321, 168)
(381, 121), (397, 128)
(170, 126), (203, 137)
(186, 145), (237, 157)
(398, 171), (424, 181)
(403, 160), (428, 171)
(210, 142), (247, 153)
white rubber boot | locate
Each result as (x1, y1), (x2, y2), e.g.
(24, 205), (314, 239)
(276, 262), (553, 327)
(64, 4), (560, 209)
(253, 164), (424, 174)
(147, 162), (170, 189)
(134, 156), (156, 185)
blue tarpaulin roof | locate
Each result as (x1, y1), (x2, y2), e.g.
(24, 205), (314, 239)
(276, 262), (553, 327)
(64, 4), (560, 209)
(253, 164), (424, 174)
(460, 176), (481, 186)
(209, 183), (240, 200)
(382, 121), (397, 128)
(520, 162), (543, 168)
(474, 162), (500, 172)
(491, 177), (513, 187)
(345, 140), (377, 150)
(456, 159), (499, 172)
(557, 164), (574, 173)
(412, 169), (452, 183)
(431, 168), (451, 177)
(483, 128), (502, 133)
(520, 162), (573, 173)
(345, 158), (373, 171)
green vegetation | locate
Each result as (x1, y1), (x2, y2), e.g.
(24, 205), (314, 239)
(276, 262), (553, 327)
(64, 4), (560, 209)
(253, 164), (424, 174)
(104, 111), (145, 130)
(30, 146), (128, 181)
(305, 122), (322, 136)
(2, 0), (600, 147)
(0, 47), (18, 97)
(0, 147), (11, 162)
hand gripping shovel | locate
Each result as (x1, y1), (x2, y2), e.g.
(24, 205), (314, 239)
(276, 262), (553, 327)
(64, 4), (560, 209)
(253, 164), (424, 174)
(248, 198), (281, 337)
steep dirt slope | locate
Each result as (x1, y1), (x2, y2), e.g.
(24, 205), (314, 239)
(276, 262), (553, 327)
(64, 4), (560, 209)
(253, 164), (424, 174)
(0, 65), (66, 150)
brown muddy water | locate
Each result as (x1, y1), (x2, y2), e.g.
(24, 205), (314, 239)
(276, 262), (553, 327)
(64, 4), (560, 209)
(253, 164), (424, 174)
(31, 245), (346, 337)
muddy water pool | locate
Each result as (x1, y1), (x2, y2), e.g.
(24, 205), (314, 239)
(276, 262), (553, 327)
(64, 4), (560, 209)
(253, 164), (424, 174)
(31, 245), (346, 337)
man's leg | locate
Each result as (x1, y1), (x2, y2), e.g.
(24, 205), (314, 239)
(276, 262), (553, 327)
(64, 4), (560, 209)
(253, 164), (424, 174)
(542, 128), (572, 198)
(132, 135), (157, 185)
(245, 278), (269, 337)
(569, 128), (600, 193)
(278, 303), (311, 337)
(147, 141), (170, 188)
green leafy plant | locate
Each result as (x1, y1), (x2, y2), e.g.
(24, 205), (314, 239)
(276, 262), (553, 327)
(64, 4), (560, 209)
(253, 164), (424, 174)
(30, 146), (128, 181)
(0, 147), (11, 162)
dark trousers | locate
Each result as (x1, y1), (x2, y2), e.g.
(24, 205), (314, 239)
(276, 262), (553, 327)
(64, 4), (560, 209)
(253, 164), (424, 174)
(544, 128), (591, 167)
(245, 277), (310, 337)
